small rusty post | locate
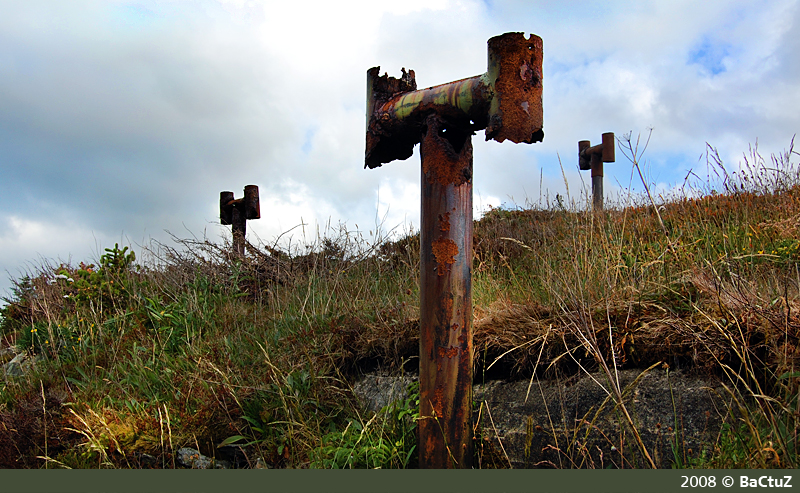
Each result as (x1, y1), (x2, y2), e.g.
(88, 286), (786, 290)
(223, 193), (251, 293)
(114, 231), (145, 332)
(220, 185), (260, 256)
(579, 132), (615, 210)
(365, 32), (544, 468)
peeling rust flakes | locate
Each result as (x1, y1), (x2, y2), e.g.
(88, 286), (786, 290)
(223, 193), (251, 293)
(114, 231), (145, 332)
(365, 32), (543, 170)
(366, 32), (544, 471)
(420, 115), (474, 187)
(436, 346), (459, 371)
(438, 346), (459, 360)
(431, 237), (458, 276)
(421, 146), (473, 186)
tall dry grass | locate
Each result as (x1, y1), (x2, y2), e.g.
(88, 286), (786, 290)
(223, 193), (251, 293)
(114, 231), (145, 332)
(1, 134), (798, 468)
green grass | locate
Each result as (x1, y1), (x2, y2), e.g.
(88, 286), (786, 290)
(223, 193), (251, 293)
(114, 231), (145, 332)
(1, 135), (799, 468)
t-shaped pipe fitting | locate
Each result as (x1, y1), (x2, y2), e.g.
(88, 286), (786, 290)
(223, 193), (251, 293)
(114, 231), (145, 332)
(365, 32), (544, 169)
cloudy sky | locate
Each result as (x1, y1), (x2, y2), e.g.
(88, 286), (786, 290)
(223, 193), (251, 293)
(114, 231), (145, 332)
(1, 0), (799, 300)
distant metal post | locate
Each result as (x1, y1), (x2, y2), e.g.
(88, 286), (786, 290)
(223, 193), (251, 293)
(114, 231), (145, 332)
(365, 32), (544, 468)
(220, 185), (260, 256)
(579, 132), (615, 210)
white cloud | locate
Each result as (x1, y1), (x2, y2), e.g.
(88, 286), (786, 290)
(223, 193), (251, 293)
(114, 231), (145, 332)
(377, 178), (420, 234)
(1, 0), (799, 303)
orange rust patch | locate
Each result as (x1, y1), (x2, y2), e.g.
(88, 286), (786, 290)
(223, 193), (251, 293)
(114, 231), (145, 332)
(438, 346), (459, 359)
(439, 212), (451, 232)
(485, 33), (544, 144)
(420, 115), (473, 186)
(421, 143), (472, 186)
(442, 297), (453, 315)
(434, 386), (443, 418)
(431, 237), (458, 276)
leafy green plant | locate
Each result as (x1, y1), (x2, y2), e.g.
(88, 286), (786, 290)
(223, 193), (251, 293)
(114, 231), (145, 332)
(56, 244), (136, 309)
(15, 321), (47, 353)
(769, 238), (800, 263)
(311, 381), (419, 468)
(141, 296), (187, 355)
(218, 365), (334, 466)
(14, 320), (84, 359)
(3, 135), (800, 469)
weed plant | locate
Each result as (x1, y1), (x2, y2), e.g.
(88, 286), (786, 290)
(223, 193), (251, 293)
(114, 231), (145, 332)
(1, 135), (798, 468)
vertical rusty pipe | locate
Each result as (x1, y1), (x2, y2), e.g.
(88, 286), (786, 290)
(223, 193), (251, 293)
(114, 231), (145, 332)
(221, 186), (260, 257)
(364, 33), (544, 468)
(418, 114), (473, 469)
(231, 204), (246, 256)
(579, 133), (615, 211)
(591, 153), (603, 211)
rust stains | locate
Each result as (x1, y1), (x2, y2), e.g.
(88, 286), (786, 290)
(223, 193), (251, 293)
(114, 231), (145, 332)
(439, 212), (451, 232)
(441, 296), (453, 318)
(220, 185), (261, 257)
(438, 346), (459, 359)
(485, 32), (544, 145)
(431, 236), (458, 276)
(436, 346), (459, 372)
(420, 114), (473, 187)
(365, 32), (543, 170)
(434, 386), (443, 418)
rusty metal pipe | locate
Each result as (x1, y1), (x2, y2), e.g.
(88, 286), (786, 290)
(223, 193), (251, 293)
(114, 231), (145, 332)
(244, 184), (261, 220)
(578, 133), (615, 210)
(366, 32), (543, 169)
(220, 191), (235, 225)
(220, 185), (260, 256)
(592, 158), (604, 210)
(419, 114), (473, 468)
(231, 205), (246, 256)
(364, 32), (544, 469)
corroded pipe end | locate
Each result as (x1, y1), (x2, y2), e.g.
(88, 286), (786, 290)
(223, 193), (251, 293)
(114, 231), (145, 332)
(578, 140), (591, 170)
(365, 67), (418, 169)
(579, 133), (616, 171)
(220, 191), (234, 225)
(244, 184), (260, 220)
(365, 32), (544, 170)
(602, 132), (615, 163)
(485, 32), (544, 145)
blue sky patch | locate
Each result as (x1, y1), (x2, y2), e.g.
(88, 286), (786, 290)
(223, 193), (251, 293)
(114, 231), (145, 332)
(688, 36), (731, 75)
(112, 3), (157, 29)
(302, 126), (317, 155)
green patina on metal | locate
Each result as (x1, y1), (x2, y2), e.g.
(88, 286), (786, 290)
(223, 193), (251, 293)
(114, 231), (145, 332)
(387, 76), (485, 121)
(365, 32), (543, 170)
(364, 32), (545, 470)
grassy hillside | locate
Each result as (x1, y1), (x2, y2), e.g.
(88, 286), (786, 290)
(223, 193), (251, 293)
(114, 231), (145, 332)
(1, 137), (798, 468)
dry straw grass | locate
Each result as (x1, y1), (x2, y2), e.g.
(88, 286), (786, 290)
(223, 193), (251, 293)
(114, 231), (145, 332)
(1, 134), (799, 468)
